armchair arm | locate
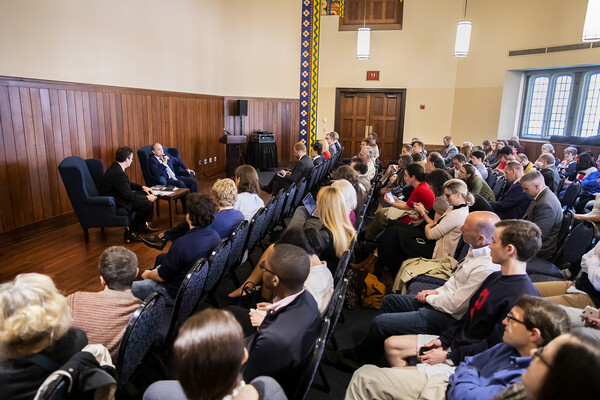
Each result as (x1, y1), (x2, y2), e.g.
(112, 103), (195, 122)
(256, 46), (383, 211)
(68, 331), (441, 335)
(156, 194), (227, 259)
(87, 196), (116, 207)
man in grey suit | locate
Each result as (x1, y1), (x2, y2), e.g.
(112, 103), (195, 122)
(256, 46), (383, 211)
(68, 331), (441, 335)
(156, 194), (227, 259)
(442, 135), (458, 167)
(520, 170), (563, 260)
(535, 153), (560, 189)
(262, 141), (314, 194)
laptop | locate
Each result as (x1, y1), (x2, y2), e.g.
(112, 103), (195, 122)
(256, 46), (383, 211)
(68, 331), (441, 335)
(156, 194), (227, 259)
(302, 193), (319, 217)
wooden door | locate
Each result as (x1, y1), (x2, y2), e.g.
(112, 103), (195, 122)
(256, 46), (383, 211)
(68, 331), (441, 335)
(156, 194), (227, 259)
(335, 89), (405, 165)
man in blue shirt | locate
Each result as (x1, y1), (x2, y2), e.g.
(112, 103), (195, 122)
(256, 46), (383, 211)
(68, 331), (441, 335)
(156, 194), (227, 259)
(132, 193), (222, 305)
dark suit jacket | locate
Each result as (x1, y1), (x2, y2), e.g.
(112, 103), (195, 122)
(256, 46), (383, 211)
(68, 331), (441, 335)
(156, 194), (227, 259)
(98, 162), (144, 210)
(313, 154), (326, 166)
(286, 154), (314, 184)
(243, 290), (320, 397)
(148, 155), (188, 184)
(490, 180), (531, 220)
(333, 141), (342, 155)
(523, 187), (563, 259)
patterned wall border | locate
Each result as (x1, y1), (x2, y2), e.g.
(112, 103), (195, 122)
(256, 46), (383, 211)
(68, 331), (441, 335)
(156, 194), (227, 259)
(299, 0), (321, 147)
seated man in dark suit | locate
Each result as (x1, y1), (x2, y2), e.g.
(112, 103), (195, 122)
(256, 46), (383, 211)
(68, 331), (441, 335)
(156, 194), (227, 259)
(262, 142), (313, 194)
(149, 143), (198, 193)
(535, 153), (560, 190)
(520, 171), (563, 260)
(243, 244), (321, 397)
(472, 161), (531, 220)
(131, 193), (222, 305)
(311, 142), (326, 166)
(99, 146), (157, 242)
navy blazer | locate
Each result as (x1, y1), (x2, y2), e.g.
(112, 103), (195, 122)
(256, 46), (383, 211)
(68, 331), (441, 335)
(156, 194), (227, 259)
(490, 181), (531, 220)
(313, 154), (326, 166)
(285, 154), (314, 185)
(243, 290), (321, 397)
(98, 162), (144, 211)
(148, 155), (188, 185)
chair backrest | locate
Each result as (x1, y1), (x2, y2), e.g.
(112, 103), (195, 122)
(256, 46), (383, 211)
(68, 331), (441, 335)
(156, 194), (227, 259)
(492, 175), (506, 199)
(293, 317), (330, 400)
(326, 278), (349, 343)
(116, 292), (166, 387)
(556, 210), (574, 249)
(262, 197), (278, 231)
(554, 221), (595, 268)
(354, 214), (364, 232)
(269, 189), (287, 227)
(281, 182), (297, 219)
(453, 237), (470, 263)
(166, 259), (209, 344)
(246, 207), (267, 252)
(226, 220), (250, 270)
(292, 177), (307, 209)
(36, 374), (70, 400)
(85, 158), (106, 190)
(307, 164), (321, 192)
(561, 180), (582, 209)
(333, 249), (352, 285)
(204, 240), (232, 293)
(58, 156), (100, 203)
(554, 177), (565, 196)
(485, 168), (496, 187)
(137, 145), (159, 187)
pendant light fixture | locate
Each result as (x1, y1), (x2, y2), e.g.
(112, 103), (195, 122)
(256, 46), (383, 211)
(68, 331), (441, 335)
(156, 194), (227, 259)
(356, 0), (370, 59)
(454, 0), (472, 57)
(582, 0), (600, 42)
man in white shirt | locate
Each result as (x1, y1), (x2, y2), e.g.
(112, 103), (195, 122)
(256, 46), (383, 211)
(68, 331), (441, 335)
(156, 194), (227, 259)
(334, 211), (500, 367)
(358, 146), (376, 181)
(149, 143), (198, 193)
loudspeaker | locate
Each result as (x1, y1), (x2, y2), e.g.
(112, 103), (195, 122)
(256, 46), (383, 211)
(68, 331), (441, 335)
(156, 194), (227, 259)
(236, 100), (248, 116)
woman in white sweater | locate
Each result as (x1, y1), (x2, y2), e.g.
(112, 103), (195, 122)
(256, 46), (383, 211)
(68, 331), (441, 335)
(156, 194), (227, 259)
(233, 165), (264, 221)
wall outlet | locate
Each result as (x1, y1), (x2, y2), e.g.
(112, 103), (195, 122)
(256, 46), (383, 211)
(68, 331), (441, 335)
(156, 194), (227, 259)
(198, 160), (202, 166)
(204, 159), (207, 164)
(214, 156), (217, 162)
(209, 157), (212, 163)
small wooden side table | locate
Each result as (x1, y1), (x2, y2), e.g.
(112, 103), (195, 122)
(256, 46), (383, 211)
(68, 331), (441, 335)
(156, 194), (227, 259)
(153, 188), (189, 227)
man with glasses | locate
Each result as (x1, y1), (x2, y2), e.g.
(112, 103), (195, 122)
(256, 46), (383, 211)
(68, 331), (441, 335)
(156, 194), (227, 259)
(358, 145), (376, 180)
(242, 244), (321, 397)
(345, 220), (542, 400)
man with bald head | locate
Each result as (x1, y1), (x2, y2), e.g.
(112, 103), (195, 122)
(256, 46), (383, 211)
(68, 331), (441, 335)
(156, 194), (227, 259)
(520, 170), (563, 260)
(149, 143), (198, 193)
(243, 243), (321, 397)
(334, 212), (502, 367)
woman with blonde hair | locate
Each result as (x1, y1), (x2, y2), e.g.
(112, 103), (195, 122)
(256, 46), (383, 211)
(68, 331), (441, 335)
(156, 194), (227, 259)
(320, 138), (332, 160)
(332, 179), (358, 225)
(0, 273), (87, 399)
(317, 186), (356, 265)
(234, 165), (265, 221)
(211, 178), (245, 238)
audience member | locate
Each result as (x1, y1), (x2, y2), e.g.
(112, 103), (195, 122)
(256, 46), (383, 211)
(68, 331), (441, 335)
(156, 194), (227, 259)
(149, 142), (198, 194)
(493, 332), (600, 400)
(368, 132), (380, 159)
(517, 153), (535, 173)
(473, 161), (531, 220)
(0, 273), (88, 400)
(424, 169), (453, 217)
(574, 156), (600, 213)
(351, 157), (371, 191)
(99, 146), (157, 242)
(331, 131), (342, 154)
(311, 142), (325, 165)
(451, 154), (467, 178)
(572, 151), (596, 181)
(379, 155), (413, 200)
(132, 193), (222, 305)
(519, 171), (562, 260)
(332, 165), (367, 211)
(401, 143), (413, 156)
(482, 140), (493, 158)
(510, 136), (526, 154)
(320, 138), (332, 159)
(471, 149), (488, 180)
(68, 246), (142, 358)
(459, 163), (495, 202)
(534, 153), (560, 189)
(346, 296), (569, 400)
(540, 142), (560, 167)
(242, 244), (321, 397)
(412, 140), (426, 159)
(442, 136), (458, 167)
(325, 132), (337, 155)
(494, 146), (515, 171)
(364, 164), (434, 241)
(485, 141), (498, 165)
(557, 146), (577, 180)
(143, 309), (287, 400)
(262, 142), (313, 194)
(332, 179), (358, 225)
(358, 146), (376, 180)
(460, 144), (473, 160)
(338, 212), (500, 368)
(233, 165), (265, 221)
(425, 152), (446, 173)
(211, 178), (245, 238)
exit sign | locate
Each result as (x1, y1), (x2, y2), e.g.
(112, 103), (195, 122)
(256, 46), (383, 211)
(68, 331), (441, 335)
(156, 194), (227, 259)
(366, 71), (380, 81)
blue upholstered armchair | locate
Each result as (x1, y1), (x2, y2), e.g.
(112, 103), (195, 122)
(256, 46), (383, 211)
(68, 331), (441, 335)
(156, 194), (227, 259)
(137, 145), (183, 187)
(58, 156), (133, 242)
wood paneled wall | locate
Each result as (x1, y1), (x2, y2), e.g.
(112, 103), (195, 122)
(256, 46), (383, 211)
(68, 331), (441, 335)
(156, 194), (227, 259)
(224, 96), (300, 165)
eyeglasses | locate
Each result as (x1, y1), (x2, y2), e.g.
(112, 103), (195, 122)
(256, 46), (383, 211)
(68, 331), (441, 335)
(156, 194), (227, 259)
(505, 312), (535, 330)
(259, 261), (276, 276)
(532, 348), (553, 368)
